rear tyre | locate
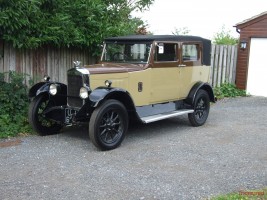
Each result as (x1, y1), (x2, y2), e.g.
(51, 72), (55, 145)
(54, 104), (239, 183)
(188, 89), (210, 127)
(28, 94), (62, 135)
(89, 99), (128, 151)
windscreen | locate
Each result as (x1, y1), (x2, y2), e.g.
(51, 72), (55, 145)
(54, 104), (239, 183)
(102, 42), (152, 63)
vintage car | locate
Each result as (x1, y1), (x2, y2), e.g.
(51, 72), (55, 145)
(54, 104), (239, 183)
(28, 35), (215, 150)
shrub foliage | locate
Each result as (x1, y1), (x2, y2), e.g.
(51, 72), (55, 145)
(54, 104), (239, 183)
(0, 71), (32, 138)
(214, 83), (247, 99)
(0, 0), (154, 55)
(213, 25), (238, 45)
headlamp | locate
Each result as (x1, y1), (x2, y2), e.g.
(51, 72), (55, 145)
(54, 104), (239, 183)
(79, 87), (89, 99)
(49, 84), (58, 95)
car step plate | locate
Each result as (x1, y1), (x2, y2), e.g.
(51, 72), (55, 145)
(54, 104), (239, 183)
(141, 109), (194, 124)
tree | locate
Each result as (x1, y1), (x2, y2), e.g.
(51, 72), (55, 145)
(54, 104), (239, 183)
(172, 27), (190, 35)
(213, 25), (238, 45)
(0, 0), (154, 54)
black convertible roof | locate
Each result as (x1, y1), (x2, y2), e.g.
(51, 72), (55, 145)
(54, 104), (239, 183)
(105, 35), (209, 43)
(105, 35), (211, 66)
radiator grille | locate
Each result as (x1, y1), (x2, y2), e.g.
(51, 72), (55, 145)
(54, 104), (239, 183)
(67, 74), (83, 107)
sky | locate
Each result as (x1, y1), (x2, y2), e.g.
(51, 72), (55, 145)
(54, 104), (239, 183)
(132, 0), (267, 40)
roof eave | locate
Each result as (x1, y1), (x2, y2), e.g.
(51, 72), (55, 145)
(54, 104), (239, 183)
(234, 11), (267, 29)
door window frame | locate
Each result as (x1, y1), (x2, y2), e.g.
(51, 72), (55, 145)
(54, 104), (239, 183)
(152, 41), (179, 67)
(180, 42), (202, 66)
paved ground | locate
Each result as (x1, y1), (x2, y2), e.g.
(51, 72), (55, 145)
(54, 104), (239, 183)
(0, 96), (267, 200)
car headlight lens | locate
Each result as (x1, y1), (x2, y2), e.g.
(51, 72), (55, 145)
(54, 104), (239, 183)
(49, 84), (57, 95)
(79, 87), (89, 99)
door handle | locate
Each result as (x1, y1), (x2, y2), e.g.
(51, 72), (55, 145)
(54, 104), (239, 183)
(178, 64), (186, 67)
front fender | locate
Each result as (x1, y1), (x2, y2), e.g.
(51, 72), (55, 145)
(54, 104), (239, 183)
(29, 82), (67, 98)
(74, 87), (137, 122)
(29, 82), (47, 98)
(89, 87), (133, 107)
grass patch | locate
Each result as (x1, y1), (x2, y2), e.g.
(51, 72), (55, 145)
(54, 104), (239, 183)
(209, 188), (267, 200)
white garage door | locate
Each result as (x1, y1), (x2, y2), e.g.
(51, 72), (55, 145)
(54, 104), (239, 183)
(247, 38), (267, 97)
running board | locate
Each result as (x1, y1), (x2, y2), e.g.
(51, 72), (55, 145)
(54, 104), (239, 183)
(141, 109), (194, 124)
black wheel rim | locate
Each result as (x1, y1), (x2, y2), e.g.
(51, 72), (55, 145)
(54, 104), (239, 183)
(194, 97), (208, 120)
(37, 99), (55, 128)
(99, 110), (123, 144)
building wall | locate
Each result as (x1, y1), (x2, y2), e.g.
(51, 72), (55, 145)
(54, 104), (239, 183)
(236, 15), (267, 89)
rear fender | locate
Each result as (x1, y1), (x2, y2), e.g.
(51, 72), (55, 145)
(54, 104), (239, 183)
(186, 82), (216, 105)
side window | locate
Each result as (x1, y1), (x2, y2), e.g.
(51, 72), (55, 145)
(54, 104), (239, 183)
(154, 43), (177, 62)
(182, 44), (199, 61)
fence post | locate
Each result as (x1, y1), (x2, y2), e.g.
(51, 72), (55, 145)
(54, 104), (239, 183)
(222, 45), (227, 84)
(210, 45), (215, 85)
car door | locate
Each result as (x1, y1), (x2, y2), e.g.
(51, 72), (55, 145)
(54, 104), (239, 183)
(149, 42), (181, 104)
(178, 42), (205, 99)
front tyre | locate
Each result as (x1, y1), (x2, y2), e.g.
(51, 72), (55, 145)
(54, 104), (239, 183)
(28, 94), (62, 135)
(188, 89), (210, 127)
(89, 99), (128, 151)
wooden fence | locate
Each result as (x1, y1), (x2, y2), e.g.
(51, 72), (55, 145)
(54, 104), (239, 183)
(210, 44), (238, 87)
(0, 40), (96, 84)
(0, 41), (237, 87)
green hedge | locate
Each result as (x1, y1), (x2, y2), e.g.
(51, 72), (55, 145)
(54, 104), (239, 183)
(0, 71), (33, 138)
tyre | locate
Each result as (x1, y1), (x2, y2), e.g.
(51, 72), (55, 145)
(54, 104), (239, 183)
(89, 99), (128, 151)
(188, 89), (210, 127)
(28, 94), (62, 135)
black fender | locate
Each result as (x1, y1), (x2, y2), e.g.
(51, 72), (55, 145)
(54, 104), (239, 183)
(185, 82), (216, 105)
(74, 87), (137, 122)
(28, 82), (67, 106)
(29, 82), (48, 98)
(89, 87), (135, 109)
(29, 82), (67, 98)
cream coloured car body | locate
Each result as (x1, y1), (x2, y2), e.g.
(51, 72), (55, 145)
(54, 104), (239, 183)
(85, 36), (211, 107)
(87, 65), (210, 106)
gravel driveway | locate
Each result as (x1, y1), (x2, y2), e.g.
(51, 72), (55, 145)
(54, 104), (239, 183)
(1, 96), (267, 200)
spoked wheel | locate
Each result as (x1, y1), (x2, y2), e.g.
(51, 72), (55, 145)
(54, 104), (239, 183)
(89, 99), (128, 151)
(188, 89), (210, 127)
(28, 94), (62, 135)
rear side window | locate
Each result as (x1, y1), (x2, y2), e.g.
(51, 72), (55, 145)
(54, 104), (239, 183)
(182, 44), (199, 61)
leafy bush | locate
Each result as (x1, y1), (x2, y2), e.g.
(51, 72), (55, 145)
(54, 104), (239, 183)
(214, 83), (247, 99)
(0, 0), (154, 54)
(213, 25), (238, 45)
(0, 71), (33, 138)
